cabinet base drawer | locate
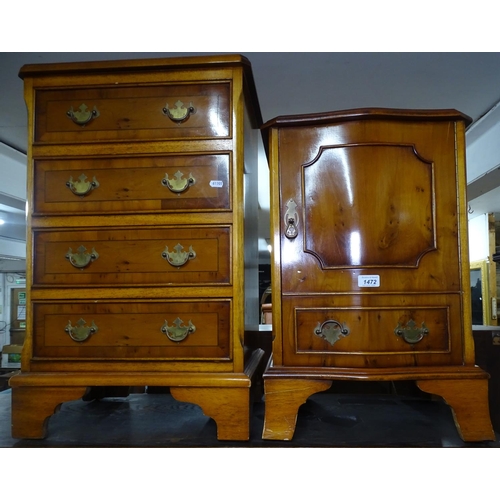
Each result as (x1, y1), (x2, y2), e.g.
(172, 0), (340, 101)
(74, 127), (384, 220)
(33, 300), (231, 360)
(282, 294), (464, 368)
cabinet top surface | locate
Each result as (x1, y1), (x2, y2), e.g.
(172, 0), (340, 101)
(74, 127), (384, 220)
(18, 54), (252, 79)
(19, 53), (263, 128)
(262, 107), (473, 129)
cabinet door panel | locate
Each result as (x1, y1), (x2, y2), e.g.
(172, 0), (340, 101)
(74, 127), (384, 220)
(302, 144), (435, 268)
(278, 121), (461, 294)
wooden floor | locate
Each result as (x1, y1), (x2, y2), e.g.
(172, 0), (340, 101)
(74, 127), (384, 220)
(1, 381), (499, 447)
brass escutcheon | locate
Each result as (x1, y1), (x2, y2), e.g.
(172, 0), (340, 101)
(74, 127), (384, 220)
(66, 173), (100, 196)
(161, 317), (196, 342)
(394, 319), (429, 344)
(162, 243), (196, 267)
(66, 245), (99, 269)
(66, 104), (100, 125)
(65, 318), (98, 342)
(314, 319), (350, 346)
(284, 199), (299, 239)
(162, 100), (196, 123)
(161, 170), (195, 194)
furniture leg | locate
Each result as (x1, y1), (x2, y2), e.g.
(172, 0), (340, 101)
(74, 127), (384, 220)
(417, 378), (495, 441)
(262, 378), (332, 440)
(11, 386), (87, 439)
(170, 386), (251, 441)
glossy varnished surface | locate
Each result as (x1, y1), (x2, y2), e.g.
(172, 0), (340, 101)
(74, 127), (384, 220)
(33, 154), (231, 214)
(302, 143), (435, 268)
(269, 113), (469, 369)
(2, 387), (498, 447)
(282, 294), (462, 368)
(278, 120), (461, 296)
(34, 83), (231, 143)
(32, 300), (231, 360)
(262, 108), (492, 441)
(14, 54), (263, 441)
(33, 226), (231, 286)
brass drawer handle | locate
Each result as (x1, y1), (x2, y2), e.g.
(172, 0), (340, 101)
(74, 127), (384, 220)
(314, 319), (350, 346)
(161, 243), (196, 267)
(162, 99), (196, 123)
(66, 104), (100, 125)
(161, 170), (196, 194)
(161, 317), (196, 342)
(395, 319), (429, 344)
(284, 199), (299, 239)
(65, 318), (98, 342)
(66, 245), (99, 269)
(66, 173), (100, 196)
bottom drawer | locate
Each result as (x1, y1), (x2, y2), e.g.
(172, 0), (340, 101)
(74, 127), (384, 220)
(33, 300), (230, 360)
(282, 294), (464, 368)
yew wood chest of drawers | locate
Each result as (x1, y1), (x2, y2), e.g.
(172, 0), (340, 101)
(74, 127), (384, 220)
(11, 55), (264, 441)
(261, 108), (495, 441)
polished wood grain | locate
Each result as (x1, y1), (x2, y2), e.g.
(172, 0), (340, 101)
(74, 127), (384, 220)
(282, 294), (464, 367)
(171, 386), (251, 440)
(10, 367), (256, 440)
(33, 154), (230, 214)
(278, 121), (462, 295)
(262, 378), (332, 440)
(33, 226), (231, 286)
(34, 82), (230, 143)
(262, 363), (493, 441)
(14, 54), (263, 441)
(262, 108), (493, 442)
(262, 107), (472, 129)
(11, 386), (87, 439)
(417, 378), (495, 441)
(302, 144), (435, 267)
(32, 300), (231, 360)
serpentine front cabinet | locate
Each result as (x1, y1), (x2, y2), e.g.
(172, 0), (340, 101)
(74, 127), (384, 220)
(11, 55), (263, 440)
(262, 108), (495, 441)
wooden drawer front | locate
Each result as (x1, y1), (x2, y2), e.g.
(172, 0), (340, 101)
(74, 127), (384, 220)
(33, 154), (230, 215)
(282, 294), (463, 368)
(33, 300), (230, 360)
(33, 226), (230, 286)
(34, 83), (230, 143)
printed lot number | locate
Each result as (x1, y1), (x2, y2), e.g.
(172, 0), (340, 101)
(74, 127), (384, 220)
(358, 275), (380, 287)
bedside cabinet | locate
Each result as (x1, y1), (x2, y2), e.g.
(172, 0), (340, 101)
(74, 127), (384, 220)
(10, 54), (264, 441)
(262, 108), (495, 441)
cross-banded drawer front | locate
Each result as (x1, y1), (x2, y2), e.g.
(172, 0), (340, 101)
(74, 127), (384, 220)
(33, 300), (231, 360)
(33, 154), (230, 214)
(34, 82), (230, 143)
(33, 226), (231, 286)
(282, 294), (463, 368)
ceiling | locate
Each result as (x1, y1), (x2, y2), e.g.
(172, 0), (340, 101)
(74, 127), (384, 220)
(2, 52), (500, 268)
(3, 52), (500, 152)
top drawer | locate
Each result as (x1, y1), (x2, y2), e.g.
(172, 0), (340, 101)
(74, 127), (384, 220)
(34, 83), (231, 143)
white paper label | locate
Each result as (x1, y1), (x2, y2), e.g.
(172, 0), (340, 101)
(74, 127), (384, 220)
(358, 275), (380, 287)
(210, 180), (223, 188)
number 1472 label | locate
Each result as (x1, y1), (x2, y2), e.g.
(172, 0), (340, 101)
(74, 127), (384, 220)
(358, 275), (380, 287)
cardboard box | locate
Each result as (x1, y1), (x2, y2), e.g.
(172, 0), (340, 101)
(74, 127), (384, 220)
(1, 345), (22, 369)
(10, 329), (25, 346)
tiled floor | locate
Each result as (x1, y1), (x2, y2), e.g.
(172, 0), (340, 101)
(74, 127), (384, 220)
(1, 382), (499, 447)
